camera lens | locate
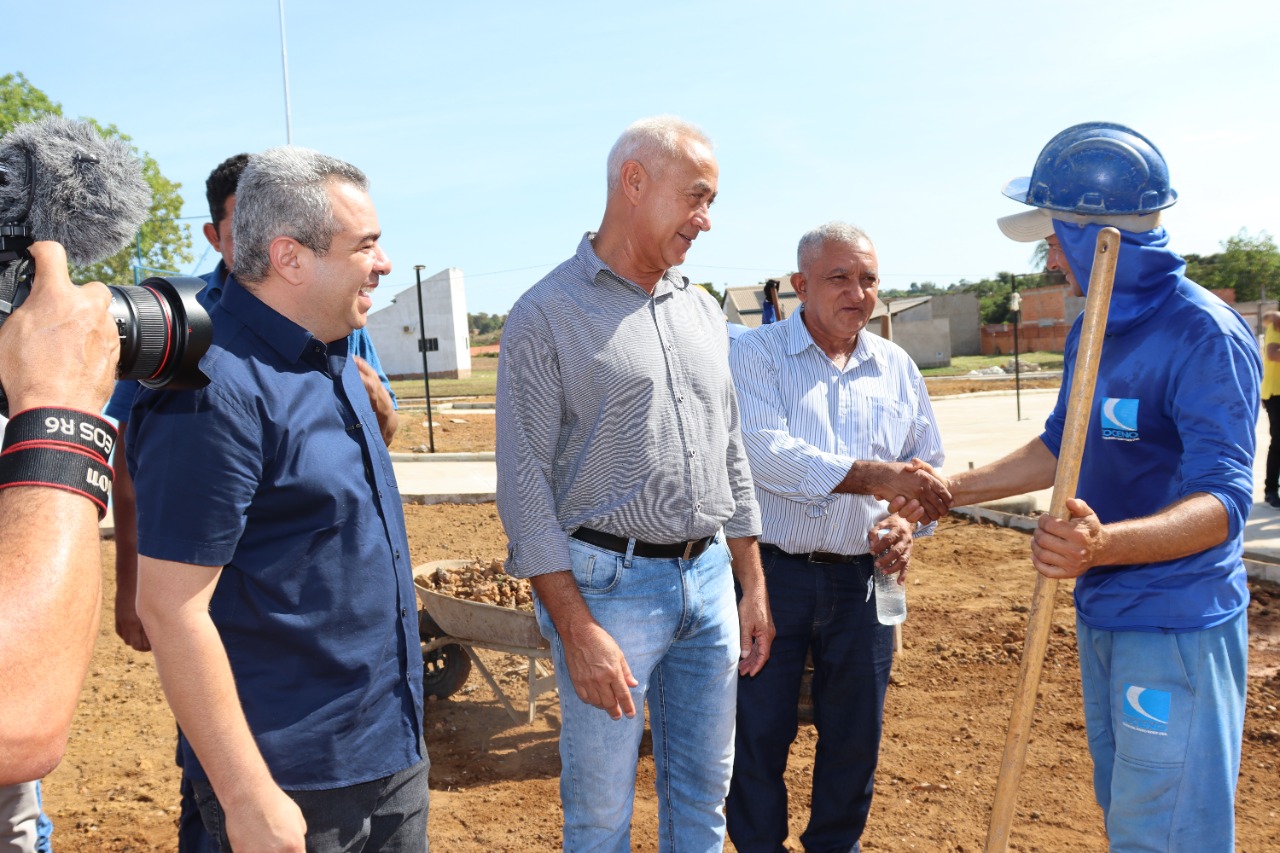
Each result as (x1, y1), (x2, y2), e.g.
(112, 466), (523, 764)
(108, 276), (211, 390)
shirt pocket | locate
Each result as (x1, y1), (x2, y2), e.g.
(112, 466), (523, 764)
(868, 397), (913, 460)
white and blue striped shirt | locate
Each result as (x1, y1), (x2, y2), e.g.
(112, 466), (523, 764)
(729, 309), (944, 556)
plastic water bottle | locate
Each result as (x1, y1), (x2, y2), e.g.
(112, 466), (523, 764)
(873, 529), (907, 625)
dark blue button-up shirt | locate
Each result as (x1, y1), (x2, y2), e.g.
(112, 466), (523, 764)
(127, 275), (423, 790)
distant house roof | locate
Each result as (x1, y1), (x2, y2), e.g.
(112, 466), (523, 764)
(723, 276), (798, 324)
(884, 296), (932, 315)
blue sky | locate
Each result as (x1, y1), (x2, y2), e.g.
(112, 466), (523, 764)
(9, 1), (1278, 315)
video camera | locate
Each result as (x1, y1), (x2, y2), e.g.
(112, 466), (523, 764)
(0, 117), (211, 416)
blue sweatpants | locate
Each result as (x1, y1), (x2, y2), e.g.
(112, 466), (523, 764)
(1076, 611), (1247, 852)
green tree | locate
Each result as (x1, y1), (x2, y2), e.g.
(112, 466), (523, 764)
(907, 280), (943, 295)
(1214, 229), (1280, 303)
(1183, 252), (1221, 289)
(692, 281), (724, 305)
(468, 312), (507, 337)
(0, 71), (58, 126)
(955, 275), (1014, 324)
(0, 72), (192, 285)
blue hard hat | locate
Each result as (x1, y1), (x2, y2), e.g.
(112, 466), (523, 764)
(1003, 122), (1177, 216)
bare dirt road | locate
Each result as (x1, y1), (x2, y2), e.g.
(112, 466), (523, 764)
(43, 506), (1280, 852)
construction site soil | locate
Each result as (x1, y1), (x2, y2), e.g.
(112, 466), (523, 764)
(44, 508), (1280, 851)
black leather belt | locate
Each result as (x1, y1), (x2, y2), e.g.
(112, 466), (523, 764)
(760, 542), (870, 565)
(571, 527), (713, 560)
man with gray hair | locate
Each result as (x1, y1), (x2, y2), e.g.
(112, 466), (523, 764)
(497, 115), (772, 851)
(128, 146), (428, 852)
(726, 222), (947, 852)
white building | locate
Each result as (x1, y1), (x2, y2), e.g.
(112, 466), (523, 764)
(364, 267), (472, 379)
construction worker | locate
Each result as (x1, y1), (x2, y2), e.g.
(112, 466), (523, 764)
(936, 122), (1259, 851)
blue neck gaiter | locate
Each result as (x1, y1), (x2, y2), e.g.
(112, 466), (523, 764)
(1053, 220), (1186, 336)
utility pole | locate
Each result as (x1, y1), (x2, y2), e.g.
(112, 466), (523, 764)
(278, 0), (293, 144)
(1009, 276), (1023, 421)
(414, 265), (436, 453)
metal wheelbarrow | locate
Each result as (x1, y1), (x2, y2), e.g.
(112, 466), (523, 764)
(413, 560), (557, 725)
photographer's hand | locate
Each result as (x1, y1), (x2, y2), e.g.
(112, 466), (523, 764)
(0, 241), (119, 412)
(0, 240), (118, 783)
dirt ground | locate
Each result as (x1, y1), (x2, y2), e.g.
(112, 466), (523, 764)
(390, 407), (496, 454)
(42, 507), (1280, 852)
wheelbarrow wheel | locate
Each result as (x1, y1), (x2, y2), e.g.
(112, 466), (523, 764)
(423, 642), (472, 699)
(418, 608), (472, 699)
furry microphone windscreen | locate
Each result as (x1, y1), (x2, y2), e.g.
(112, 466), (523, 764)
(0, 116), (152, 266)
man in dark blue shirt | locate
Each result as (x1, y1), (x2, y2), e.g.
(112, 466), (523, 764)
(108, 153), (402, 853)
(109, 152), (399, 651)
(129, 147), (427, 852)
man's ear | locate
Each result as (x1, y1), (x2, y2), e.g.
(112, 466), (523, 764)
(791, 271), (808, 303)
(619, 159), (646, 204)
(202, 222), (223, 253)
(268, 236), (307, 286)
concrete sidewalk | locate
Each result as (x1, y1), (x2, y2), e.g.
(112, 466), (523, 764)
(391, 451), (496, 505)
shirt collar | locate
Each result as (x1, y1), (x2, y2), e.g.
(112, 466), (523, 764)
(194, 258), (231, 313)
(575, 232), (682, 299)
(785, 307), (887, 369)
(206, 258), (230, 298)
(218, 275), (317, 364)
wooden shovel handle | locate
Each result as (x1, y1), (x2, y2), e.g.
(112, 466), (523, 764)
(984, 227), (1121, 852)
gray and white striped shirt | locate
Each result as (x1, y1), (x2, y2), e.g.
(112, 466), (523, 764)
(496, 234), (761, 579)
(729, 309), (944, 555)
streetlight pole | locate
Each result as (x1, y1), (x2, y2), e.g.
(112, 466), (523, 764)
(278, 0), (293, 144)
(1009, 277), (1023, 421)
(414, 264), (435, 453)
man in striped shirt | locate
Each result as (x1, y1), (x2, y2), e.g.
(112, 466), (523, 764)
(496, 116), (773, 852)
(726, 222), (948, 852)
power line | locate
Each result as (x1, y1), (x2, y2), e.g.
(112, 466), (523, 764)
(465, 262), (560, 279)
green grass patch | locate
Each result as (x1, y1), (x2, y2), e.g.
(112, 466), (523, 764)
(921, 352), (1064, 376)
(391, 355), (498, 401)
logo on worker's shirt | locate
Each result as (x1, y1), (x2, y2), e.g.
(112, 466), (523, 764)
(1121, 684), (1170, 735)
(1101, 398), (1140, 441)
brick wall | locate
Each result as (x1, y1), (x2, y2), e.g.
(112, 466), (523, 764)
(981, 321), (1070, 355)
(1019, 284), (1069, 323)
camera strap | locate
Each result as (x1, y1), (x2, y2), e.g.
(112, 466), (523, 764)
(3, 407), (117, 465)
(0, 407), (117, 518)
(0, 253), (29, 321)
(0, 445), (112, 518)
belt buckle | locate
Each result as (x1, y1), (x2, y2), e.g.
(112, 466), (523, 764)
(682, 539), (696, 560)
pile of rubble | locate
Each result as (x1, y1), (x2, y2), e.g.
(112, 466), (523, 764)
(965, 360), (1043, 377)
(419, 559), (534, 611)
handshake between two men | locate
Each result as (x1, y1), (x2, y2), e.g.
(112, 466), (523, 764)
(876, 449), (1121, 585)
(862, 457), (952, 525)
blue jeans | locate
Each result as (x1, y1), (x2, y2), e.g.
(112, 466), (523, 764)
(34, 782), (51, 853)
(177, 729), (216, 853)
(192, 754), (429, 852)
(1077, 612), (1247, 853)
(727, 549), (892, 853)
(535, 534), (740, 853)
